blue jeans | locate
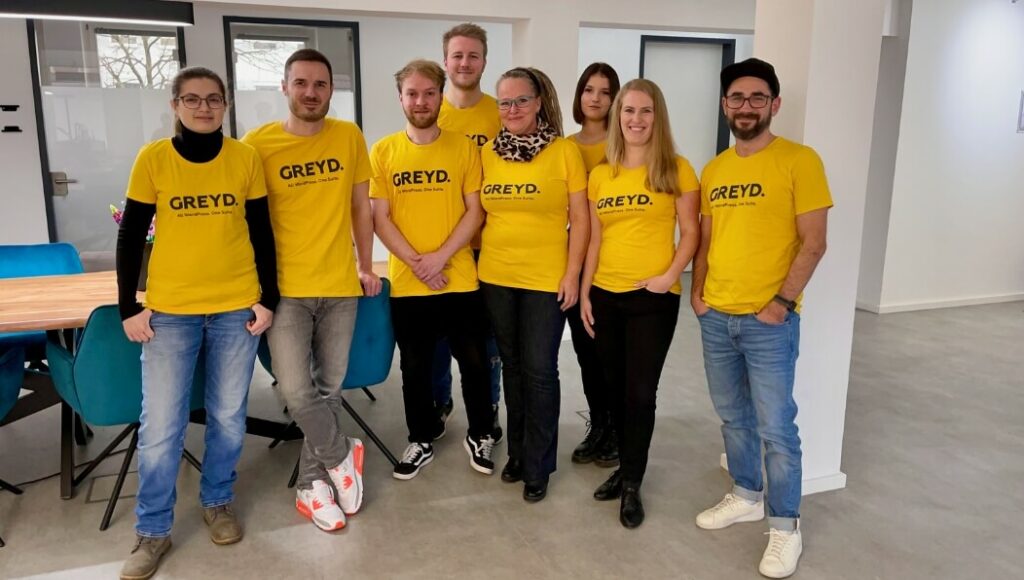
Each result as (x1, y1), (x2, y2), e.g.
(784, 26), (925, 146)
(480, 283), (565, 484)
(136, 308), (259, 538)
(697, 307), (802, 529)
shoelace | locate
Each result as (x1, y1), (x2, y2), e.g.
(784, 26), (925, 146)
(764, 529), (793, 558)
(581, 421), (601, 445)
(131, 536), (160, 554)
(477, 437), (494, 460)
(402, 443), (426, 463)
(712, 493), (745, 513)
(311, 483), (336, 506)
(208, 505), (233, 521)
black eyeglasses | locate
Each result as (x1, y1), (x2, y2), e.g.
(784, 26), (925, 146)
(724, 93), (772, 110)
(176, 94), (226, 109)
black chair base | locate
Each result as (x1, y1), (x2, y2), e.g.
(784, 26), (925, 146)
(68, 422), (202, 531)
(1, 478), (25, 547)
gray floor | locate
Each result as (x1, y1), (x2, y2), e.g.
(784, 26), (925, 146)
(1, 301), (1022, 579)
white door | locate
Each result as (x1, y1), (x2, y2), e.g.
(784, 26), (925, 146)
(642, 39), (729, 178)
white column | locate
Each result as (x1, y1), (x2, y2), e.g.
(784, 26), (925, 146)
(746, 0), (888, 494)
(511, 11), (580, 135)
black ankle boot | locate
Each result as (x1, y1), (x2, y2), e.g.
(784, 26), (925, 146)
(620, 486), (644, 528)
(523, 479), (548, 502)
(594, 428), (620, 468)
(501, 458), (523, 483)
(593, 469), (623, 501)
(571, 420), (608, 464)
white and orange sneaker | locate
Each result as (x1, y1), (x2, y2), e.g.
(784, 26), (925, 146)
(296, 480), (346, 532)
(327, 438), (365, 515)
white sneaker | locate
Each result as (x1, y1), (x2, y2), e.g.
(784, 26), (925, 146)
(695, 493), (765, 530)
(759, 526), (802, 578)
(295, 480), (346, 532)
(327, 438), (365, 515)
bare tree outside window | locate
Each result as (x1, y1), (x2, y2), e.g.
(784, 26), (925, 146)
(96, 32), (179, 89)
(234, 38), (306, 90)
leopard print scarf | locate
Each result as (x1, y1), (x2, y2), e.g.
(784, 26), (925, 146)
(492, 120), (558, 162)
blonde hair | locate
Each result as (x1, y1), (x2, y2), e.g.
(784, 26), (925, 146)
(394, 59), (446, 93)
(606, 79), (681, 195)
(443, 23), (488, 58)
(496, 67), (563, 136)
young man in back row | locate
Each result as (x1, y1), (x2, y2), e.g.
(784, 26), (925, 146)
(433, 23), (503, 441)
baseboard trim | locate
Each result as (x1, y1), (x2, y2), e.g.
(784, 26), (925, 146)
(870, 293), (1024, 314)
(718, 453), (848, 495)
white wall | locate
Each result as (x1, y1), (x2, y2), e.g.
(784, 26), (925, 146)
(0, 20), (49, 245)
(876, 0), (1024, 312)
(857, 0), (913, 310)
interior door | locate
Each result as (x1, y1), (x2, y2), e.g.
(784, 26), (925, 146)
(31, 20), (184, 252)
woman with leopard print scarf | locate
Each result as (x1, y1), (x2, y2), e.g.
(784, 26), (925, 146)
(477, 67), (589, 503)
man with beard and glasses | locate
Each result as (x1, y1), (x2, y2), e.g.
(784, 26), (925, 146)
(242, 48), (381, 533)
(433, 22), (504, 445)
(690, 58), (832, 579)
(369, 60), (495, 480)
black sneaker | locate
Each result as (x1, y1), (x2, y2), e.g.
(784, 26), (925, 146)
(571, 420), (607, 464)
(491, 404), (503, 444)
(393, 442), (434, 480)
(463, 434), (495, 475)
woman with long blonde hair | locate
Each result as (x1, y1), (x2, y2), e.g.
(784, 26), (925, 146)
(580, 78), (700, 528)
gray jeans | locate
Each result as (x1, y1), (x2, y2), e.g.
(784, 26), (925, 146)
(267, 297), (357, 489)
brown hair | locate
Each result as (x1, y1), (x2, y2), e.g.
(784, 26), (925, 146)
(284, 48), (333, 82)
(606, 79), (682, 196)
(394, 59), (446, 93)
(443, 23), (488, 58)
(170, 66), (226, 136)
(572, 63), (621, 126)
(496, 67), (563, 136)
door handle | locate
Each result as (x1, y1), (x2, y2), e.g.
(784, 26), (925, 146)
(50, 171), (77, 196)
(53, 177), (78, 184)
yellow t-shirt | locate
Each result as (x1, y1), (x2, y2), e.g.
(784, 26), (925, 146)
(369, 130), (482, 298)
(126, 138), (265, 315)
(438, 95), (501, 149)
(589, 157), (700, 294)
(568, 135), (607, 174)
(242, 118), (372, 298)
(699, 137), (833, 314)
(479, 138), (588, 292)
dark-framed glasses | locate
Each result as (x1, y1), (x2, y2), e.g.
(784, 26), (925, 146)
(497, 95), (536, 111)
(177, 94), (227, 109)
(724, 93), (772, 110)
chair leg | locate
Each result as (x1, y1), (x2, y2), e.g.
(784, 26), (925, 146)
(268, 420), (298, 449)
(100, 428), (139, 531)
(0, 534), (5, 547)
(0, 479), (23, 494)
(361, 388), (377, 402)
(73, 413), (93, 446)
(182, 448), (202, 472)
(287, 453), (300, 489)
(72, 423), (136, 487)
(340, 397), (398, 466)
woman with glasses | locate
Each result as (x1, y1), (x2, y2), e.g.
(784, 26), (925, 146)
(580, 79), (700, 528)
(116, 66), (278, 580)
(565, 62), (621, 468)
(479, 67), (589, 502)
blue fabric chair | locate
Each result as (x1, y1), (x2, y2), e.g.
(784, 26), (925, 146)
(256, 278), (398, 478)
(0, 346), (27, 548)
(0, 243), (84, 355)
(46, 305), (204, 531)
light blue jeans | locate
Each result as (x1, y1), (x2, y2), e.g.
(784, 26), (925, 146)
(135, 308), (258, 538)
(697, 307), (802, 531)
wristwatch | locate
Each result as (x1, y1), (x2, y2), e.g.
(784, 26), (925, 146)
(772, 294), (797, 312)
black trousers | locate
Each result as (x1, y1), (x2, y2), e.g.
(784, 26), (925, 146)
(391, 290), (493, 443)
(566, 300), (610, 424)
(589, 286), (680, 486)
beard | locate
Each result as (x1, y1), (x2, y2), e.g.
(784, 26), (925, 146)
(288, 96), (329, 123)
(450, 71), (481, 92)
(404, 108), (440, 129)
(728, 112), (771, 141)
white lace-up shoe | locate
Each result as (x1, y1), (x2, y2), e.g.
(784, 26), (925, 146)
(296, 480), (346, 532)
(759, 526), (802, 578)
(695, 493), (765, 530)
